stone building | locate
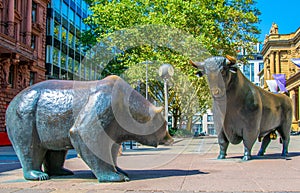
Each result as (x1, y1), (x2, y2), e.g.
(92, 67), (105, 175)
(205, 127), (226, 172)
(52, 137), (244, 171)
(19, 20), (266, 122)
(0, 0), (49, 136)
(261, 23), (300, 131)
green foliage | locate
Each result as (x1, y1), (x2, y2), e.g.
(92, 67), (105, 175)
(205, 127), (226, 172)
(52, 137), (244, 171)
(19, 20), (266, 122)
(173, 129), (193, 138)
(83, 0), (260, 129)
(85, 0), (260, 56)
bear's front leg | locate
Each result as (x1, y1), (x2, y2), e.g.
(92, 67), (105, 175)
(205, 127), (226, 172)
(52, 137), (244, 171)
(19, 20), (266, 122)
(69, 127), (129, 182)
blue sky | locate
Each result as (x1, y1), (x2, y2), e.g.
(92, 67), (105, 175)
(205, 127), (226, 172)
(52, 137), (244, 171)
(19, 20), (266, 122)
(256, 0), (300, 42)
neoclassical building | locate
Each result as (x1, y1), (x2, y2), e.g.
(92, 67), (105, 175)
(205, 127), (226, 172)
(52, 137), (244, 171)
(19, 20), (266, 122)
(0, 0), (49, 137)
(261, 23), (300, 131)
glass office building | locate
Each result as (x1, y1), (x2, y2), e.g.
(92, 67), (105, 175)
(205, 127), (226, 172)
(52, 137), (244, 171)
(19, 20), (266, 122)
(46, 0), (95, 80)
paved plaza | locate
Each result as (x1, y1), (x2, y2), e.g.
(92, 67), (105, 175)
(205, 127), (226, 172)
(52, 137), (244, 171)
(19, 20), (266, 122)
(0, 136), (300, 192)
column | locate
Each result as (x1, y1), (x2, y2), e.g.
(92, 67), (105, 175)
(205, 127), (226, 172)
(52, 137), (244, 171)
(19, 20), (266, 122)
(263, 58), (267, 88)
(290, 89), (298, 131)
(25, 0), (32, 46)
(7, 0), (14, 37)
(275, 51), (280, 74)
(269, 52), (275, 79)
(298, 86), (300, 130)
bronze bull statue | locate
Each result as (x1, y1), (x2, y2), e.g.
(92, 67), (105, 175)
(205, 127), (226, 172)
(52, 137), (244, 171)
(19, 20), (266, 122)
(191, 56), (293, 160)
(6, 75), (173, 182)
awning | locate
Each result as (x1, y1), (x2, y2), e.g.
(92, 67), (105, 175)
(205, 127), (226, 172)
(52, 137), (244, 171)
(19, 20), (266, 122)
(291, 58), (300, 68)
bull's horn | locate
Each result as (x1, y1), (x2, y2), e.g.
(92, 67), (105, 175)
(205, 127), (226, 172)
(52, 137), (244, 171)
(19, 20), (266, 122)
(154, 106), (164, 113)
(189, 60), (204, 69)
(225, 55), (236, 65)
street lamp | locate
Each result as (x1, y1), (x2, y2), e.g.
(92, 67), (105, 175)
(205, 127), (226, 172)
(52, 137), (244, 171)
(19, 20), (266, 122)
(159, 64), (174, 131)
(141, 60), (153, 100)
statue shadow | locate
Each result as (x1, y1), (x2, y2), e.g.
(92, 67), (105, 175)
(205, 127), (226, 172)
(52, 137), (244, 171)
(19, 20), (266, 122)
(52, 169), (208, 181)
(124, 169), (208, 181)
(228, 152), (300, 160)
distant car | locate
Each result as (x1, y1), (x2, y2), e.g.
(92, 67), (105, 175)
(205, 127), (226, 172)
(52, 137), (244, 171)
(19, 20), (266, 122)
(291, 131), (300, 136)
(194, 131), (207, 137)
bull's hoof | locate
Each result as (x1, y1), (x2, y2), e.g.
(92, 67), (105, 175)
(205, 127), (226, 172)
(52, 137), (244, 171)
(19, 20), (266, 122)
(257, 150), (264, 156)
(217, 154), (226, 159)
(281, 152), (288, 157)
(242, 155), (251, 161)
(24, 170), (49, 181)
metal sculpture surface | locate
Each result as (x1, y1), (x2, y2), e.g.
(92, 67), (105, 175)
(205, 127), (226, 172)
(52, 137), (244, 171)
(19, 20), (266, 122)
(191, 56), (292, 160)
(6, 75), (172, 182)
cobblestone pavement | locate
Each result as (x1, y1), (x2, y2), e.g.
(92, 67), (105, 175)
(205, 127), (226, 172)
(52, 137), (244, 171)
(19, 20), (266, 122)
(0, 136), (300, 192)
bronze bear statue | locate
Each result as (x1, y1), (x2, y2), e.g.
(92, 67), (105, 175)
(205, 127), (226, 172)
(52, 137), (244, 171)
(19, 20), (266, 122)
(6, 75), (172, 182)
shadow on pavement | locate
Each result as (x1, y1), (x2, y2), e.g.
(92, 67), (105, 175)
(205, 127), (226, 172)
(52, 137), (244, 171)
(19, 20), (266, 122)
(228, 151), (300, 160)
(126, 169), (208, 181)
(51, 169), (208, 181)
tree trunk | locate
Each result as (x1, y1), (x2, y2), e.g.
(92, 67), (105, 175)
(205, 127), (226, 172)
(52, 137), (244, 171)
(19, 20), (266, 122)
(186, 116), (193, 132)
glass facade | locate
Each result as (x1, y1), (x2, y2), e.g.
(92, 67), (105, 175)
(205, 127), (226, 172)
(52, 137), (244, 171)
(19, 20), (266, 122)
(46, 0), (95, 80)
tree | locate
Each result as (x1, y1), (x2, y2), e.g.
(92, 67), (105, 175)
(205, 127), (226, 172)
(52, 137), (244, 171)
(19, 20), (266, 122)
(83, 0), (260, 131)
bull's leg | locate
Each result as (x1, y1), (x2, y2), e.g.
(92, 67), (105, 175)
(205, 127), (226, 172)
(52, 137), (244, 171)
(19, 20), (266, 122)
(257, 134), (271, 156)
(242, 135), (257, 161)
(69, 127), (129, 182)
(217, 130), (229, 159)
(277, 125), (291, 157)
(43, 150), (73, 176)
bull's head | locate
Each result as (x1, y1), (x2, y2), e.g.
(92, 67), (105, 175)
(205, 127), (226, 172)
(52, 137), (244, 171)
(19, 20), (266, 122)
(190, 55), (237, 99)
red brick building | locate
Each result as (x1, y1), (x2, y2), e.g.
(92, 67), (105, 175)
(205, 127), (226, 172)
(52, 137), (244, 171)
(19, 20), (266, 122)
(0, 0), (49, 144)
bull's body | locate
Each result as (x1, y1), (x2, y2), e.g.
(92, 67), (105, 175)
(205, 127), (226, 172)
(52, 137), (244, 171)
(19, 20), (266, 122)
(191, 56), (292, 160)
(6, 75), (170, 182)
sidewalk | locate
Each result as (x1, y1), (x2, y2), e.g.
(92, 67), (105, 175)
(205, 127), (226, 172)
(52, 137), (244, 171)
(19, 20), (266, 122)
(0, 136), (300, 192)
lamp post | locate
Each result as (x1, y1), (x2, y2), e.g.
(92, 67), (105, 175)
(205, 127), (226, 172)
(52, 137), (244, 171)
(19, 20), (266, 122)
(141, 61), (152, 100)
(159, 64), (174, 131)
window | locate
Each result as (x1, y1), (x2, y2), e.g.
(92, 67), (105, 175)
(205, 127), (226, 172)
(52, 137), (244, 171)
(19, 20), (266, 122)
(29, 72), (36, 86)
(46, 45), (52, 63)
(207, 115), (213, 122)
(61, 27), (67, 44)
(8, 64), (14, 86)
(207, 124), (215, 135)
(74, 59), (80, 75)
(69, 9), (75, 24)
(53, 48), (60, 65)
(14, 0), (18, 10)
(53, 0), (61, 11)
(68, 31), (74, 47)
(75, 14), (81, 28)
(32, 2), (37, 23)
(61, 52), (67, 69)
(259, 62), (264, 72)
(243, 65), (250, 80)
(62, 2), (68, 17)
(54, 21), (60, 39)
(31, 35), (36, 49)
(80, 63), (85, 79)
(46, 18), (52, 35)
(250, 63), (255, 82)
(68, 56), (73, 72)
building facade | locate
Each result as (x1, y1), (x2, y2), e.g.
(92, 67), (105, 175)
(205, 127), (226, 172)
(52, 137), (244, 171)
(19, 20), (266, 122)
(261, 23), (300, 131)
(192, 109), (215, 136)
(0, 0), (49, 135)
(46, 0), (92, 80)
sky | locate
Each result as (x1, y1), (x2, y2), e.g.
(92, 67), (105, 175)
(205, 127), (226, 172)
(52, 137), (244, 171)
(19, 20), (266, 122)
(256, 0), (300, 42)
